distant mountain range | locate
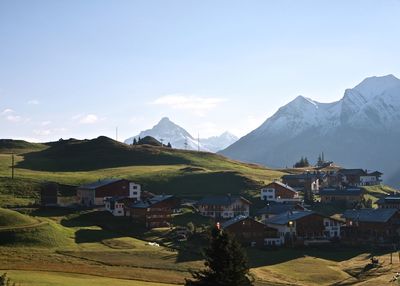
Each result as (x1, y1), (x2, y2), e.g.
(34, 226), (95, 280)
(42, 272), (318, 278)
(124, 117), (238, 152)
(220, 74), (400, 187)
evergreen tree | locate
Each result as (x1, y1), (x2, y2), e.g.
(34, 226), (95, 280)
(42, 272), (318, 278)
(167, 142), (172, 148)
(133, 138), (137, 145)
(304, 157), (309, 167)
(317, 153), (323, 166)
(185, 227), (253, 286)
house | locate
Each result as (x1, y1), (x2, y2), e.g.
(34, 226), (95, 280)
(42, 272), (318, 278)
(341, 208), (400, 245)
(319, 187), (365, 207)
(127, 195), (180, 228)
(257, 203), (306, 223)
(266, 211), (342, 246)
(196, 195), (251, 219)
(77, 179), (141, 206)
(377, 194), (400, 209)
(281, 172), (323, 201)
(105, 197), (137, 216)
(260, 181), (301, 203)
(338, 169), (382, 186)
(221, 216), (281, 247)
(40, 182), (78, 207)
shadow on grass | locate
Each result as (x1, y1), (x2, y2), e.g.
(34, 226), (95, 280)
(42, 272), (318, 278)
(246, 246), (390, 268)
(74, 228), (122, 243)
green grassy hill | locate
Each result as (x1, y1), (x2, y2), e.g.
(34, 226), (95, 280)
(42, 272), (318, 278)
(0, 137), (284, 203)
(0, 139), (46, 154)
(0, 208), (72, 247)
(0, 207), (36, 227)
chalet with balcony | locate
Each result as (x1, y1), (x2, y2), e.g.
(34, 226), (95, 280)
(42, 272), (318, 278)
(257, 202), (306, 223)
(260, 181), (301, 203)
(197, 195), (250, 219)
(377, 194), (400, 209)
(338, 169), (382, 186)
(341, 208), (400, 245)
(319, 187), (365, 207)
(266, 211), (342, 246)
(222, 216), (281, 247)
(127, 195), (180, 228)
(77, 179), (141, 206)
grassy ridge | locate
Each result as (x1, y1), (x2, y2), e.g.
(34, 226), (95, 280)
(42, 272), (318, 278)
(0, 207), (36, 227)
(0, 137), (284, 204)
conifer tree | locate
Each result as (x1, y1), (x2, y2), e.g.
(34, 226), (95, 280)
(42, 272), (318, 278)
(185, 226), (253, 286)
(133, 138), (137, 145)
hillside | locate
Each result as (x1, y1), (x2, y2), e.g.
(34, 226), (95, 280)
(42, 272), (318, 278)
(0, 207), (36, 227)
(0, 137), (284, 200)
(0, 139), (46, 154)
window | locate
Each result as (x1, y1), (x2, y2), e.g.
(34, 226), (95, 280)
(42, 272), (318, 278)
(132, 191), (137, 195)
(133, 186), (138, 189)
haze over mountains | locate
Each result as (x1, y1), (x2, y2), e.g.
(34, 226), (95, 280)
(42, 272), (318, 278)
(220, 75), (400, 187)
(124, 117), (238, 152)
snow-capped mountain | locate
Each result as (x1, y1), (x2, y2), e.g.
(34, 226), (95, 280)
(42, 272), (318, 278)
(200, 132), (238, 153)
(220, 74), (400, 187)
(124, 117), (237, 152)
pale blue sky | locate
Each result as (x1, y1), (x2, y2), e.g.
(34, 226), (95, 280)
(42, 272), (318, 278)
(1, 0), (400, 141)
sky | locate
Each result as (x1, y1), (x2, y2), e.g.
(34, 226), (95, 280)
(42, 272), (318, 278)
(1, 0), (400, 142)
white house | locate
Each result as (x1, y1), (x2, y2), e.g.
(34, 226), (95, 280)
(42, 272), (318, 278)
(260, 181), (301, 203)
(129, 182), (141, 200)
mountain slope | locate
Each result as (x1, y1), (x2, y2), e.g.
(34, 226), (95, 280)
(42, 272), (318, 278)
(124, 117), (237, 152)
(220, 75), (400, 187)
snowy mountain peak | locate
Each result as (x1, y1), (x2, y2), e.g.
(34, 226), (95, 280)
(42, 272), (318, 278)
(124, 118), (238, 152)
(352, 74), (400, 101)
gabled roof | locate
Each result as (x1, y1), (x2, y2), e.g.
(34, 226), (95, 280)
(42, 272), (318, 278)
(130, 195), (175, 209)
(338, 169), (367, 176)
(282, 173), (321, 181)
(221, 215), (249, 228)
(78, 179), (123, 190)
(342, 208), (398, 223)
(266, 210), (316, 225)
(257, 203), (305, 215)
(265, 181), (298, 193)
(377, 194), (400, 205)
(319, 187), (364, 196)
(368, 171), (383, 176)
(197, 195), (251, 206)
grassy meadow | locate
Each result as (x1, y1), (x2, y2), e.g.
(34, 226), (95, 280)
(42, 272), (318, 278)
(1, 138), (399, 285)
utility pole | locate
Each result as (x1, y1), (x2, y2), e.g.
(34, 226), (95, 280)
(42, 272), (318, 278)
(184, 138), (188, 150)
(11, 153), (15, 179)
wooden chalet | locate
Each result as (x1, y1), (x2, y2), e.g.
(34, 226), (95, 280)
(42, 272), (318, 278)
(377, 194), (400, 209)
(342, 208), (400, 245)
(260, 181), (301, 203)
(319, 187), (365, 207)
(127, 195), (180, 228)
(266, 211), (342, 246)
(221, 216), (280, 247)
(77, 179), (141, 206)
(196, 195), (251, 219)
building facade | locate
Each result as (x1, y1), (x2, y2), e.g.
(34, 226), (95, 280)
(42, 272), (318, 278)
(197, 195), (251, 219)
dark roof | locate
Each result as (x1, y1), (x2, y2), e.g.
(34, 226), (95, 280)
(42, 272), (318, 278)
(78, 179), (123, 190)
(368, 171), (383, 176)
(319, 187), (364, 196)
(266, 210), (316, 225)
(131, 195), (175, 209)
(342, 208), (398, 223)
(197, 195), (250, 206)
(265, 181), (298, 193)
(257, 203), (305, 215)
(221, 215), (249, 228)
(282, 173), (321, 181)
(338, 169), (367, 176)
(376, 194), (400, 205)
